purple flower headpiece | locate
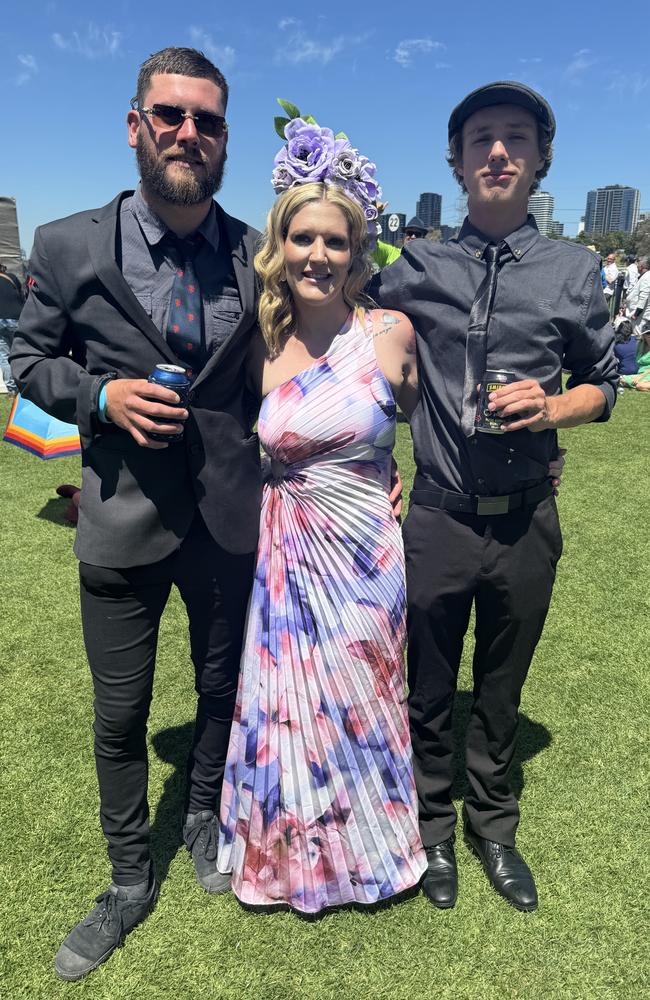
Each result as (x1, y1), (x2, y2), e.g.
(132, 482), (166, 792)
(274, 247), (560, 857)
(272, 99), (382, 240)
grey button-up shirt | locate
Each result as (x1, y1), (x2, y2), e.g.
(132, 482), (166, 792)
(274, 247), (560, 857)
(371, 215), (618, 496)
(119, 186), (242, 369)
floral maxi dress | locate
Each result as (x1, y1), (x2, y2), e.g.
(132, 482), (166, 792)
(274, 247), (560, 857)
(218, 311), (426, 913)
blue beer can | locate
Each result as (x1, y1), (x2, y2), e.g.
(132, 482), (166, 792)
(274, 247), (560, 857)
(147, 364), (191, 443)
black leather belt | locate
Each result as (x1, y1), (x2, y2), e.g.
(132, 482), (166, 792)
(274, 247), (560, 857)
(410, 477), (553, 516)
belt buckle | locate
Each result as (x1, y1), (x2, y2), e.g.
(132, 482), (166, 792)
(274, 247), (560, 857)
(476, 495), (510, 515)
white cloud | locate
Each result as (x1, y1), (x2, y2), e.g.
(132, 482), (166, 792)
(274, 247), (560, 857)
(189, 27), (236, 70)
(518, 57), (542, 65)
(607, 70), (650, 99)
(275, 25), (367, 66)
(52, 23), (121, 59)
(393, 38), (445, 68)
(435, 62), (452, 71)
(14, 53), (37, 86)
(278, 17), (300, 30)
(565, 48), (595, 79)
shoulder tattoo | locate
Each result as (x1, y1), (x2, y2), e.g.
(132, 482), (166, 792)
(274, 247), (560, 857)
(372, 312), (400, 339)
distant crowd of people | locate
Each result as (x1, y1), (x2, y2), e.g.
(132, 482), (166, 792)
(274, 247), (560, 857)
(605, 254), (650, 391)
(0, 262), (24, 396)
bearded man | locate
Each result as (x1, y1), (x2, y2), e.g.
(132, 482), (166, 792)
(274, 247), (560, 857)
(10, 47), (260, 980)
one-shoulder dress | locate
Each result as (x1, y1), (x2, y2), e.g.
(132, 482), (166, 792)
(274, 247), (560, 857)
(218, 310), (426, 913)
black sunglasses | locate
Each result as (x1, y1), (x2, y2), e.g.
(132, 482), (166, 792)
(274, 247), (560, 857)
(131, 100), (228, 138)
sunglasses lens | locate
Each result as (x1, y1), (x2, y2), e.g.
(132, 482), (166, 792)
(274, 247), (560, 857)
(147, 105), (226, 136)
(151, 105), (184, 128)
(195, 114), (226, 137)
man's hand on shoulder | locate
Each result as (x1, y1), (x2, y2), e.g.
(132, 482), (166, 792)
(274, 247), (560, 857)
(104, 379), (188, 449)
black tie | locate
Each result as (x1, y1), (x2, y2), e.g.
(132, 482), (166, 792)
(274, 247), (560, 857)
(165, 234), (204, 378)
(461, 242), (506, 437)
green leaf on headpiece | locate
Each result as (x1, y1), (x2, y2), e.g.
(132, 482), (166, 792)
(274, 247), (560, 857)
(335, 131), (348, 140)
(277, 99), (301, 120)
(302, 115), (318, 125)
(274, 116), (291, 139)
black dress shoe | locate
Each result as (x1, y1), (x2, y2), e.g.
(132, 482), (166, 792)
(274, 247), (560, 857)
(421, 837), (458, 908)
(464, 825), (538, 911)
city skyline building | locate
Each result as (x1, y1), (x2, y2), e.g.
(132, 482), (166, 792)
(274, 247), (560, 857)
(528, 191), (554, 236)
(415, 192), (442, 231)
(584, 185), (640, 234)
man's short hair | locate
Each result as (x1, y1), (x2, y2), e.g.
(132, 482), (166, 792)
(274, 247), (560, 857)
(638, 256), (650, 270)
(136, 47), (229, 108)
(446, 122), (553, 196)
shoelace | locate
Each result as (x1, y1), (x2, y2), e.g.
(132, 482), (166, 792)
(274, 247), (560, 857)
(84, 890), (123, 935)
(185, 816), (218, 862)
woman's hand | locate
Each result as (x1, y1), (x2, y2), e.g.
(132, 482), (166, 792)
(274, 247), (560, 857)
(549, 447), (567, 496)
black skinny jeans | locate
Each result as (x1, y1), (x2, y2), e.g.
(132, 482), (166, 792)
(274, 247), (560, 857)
(79, 513), (254, 885)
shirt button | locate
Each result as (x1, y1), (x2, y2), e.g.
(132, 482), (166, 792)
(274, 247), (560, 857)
(475, 250), (481, 258)
(188, 390), (196, 403)
(477, 477), (486, 486)
(514, 249), (522, 257)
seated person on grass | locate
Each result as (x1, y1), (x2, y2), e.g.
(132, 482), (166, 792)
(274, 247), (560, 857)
(613, 320), (638, 377)
(619, 328), (650, 391)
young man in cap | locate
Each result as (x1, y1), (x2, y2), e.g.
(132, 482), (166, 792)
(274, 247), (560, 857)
(372, 81), (617, 911)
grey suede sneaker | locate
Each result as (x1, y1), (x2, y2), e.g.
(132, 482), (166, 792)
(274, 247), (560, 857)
(183, 810), (231, 894)
(54, 878), (159, 981)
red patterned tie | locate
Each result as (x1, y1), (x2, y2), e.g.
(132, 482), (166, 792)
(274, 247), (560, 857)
(166, 234), (204, 377)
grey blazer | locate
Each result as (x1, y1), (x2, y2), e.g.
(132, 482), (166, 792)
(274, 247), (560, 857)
(11, 192), (262, 568)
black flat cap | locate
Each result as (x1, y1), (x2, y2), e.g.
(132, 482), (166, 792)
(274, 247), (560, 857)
(448, 81), (556, 141)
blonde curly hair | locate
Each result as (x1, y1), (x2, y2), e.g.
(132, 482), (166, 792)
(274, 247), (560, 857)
(255, 182), (373, 357)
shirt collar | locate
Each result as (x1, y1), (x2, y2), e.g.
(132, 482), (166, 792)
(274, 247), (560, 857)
(129, 184), (220, 252)
(454, 213), (540, 262)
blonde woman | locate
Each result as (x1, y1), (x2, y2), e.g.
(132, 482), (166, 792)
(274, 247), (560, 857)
(217, 181), (427, 913)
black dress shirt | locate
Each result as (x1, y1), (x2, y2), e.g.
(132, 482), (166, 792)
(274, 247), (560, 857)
(371, 215), (618, 496)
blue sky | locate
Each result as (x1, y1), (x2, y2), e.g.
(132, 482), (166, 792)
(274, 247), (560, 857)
(3, 0), (649, 253)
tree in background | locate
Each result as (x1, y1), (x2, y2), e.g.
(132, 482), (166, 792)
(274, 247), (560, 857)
(635, 219), (650, 257)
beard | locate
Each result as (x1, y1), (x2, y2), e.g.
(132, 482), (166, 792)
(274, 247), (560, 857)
(136, 133), (226, 205)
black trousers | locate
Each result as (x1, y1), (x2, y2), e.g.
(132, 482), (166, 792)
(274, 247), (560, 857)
(403, 495), (563, 848)
(79, 513), (255, 885)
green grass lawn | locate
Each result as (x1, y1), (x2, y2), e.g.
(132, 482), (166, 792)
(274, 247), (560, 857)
(0, 392), (647, 1000)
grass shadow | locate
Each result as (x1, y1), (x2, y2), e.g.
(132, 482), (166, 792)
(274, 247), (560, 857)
(148, 695), (550, 888)
(150, 722), (193, 882)
(451, 690), (551, 800)
(36, 497), (75, 528)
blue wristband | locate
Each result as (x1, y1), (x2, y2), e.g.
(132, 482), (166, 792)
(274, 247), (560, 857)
(98, 385), (110, 422)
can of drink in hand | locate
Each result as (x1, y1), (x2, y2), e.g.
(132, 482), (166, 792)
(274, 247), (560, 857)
(475, 369), (517, 434)
(147, 364), (191, 443)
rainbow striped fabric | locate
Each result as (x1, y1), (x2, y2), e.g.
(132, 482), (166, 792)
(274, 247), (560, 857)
(3, 395), (81, 459)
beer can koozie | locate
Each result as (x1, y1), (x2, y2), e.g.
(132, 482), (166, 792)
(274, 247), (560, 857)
(147, 364), (191, 443)
(475, 369), (517, 434)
